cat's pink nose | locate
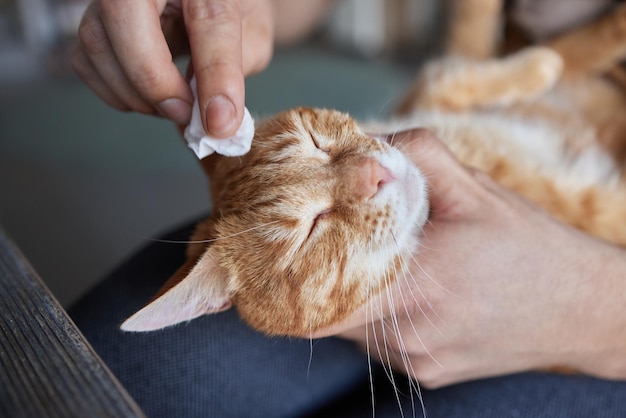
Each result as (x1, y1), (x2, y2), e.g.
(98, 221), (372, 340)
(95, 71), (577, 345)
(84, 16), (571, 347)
(355, 158), (394, 199)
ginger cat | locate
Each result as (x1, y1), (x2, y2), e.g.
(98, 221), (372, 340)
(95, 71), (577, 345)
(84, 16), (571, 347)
(121, 4), (626, 339)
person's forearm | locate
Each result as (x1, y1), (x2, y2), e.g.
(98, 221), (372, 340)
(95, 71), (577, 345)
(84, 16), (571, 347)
(567, 240), (626, 380)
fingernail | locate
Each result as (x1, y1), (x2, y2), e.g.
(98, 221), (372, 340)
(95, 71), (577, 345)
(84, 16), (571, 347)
(204, 95), (236, 137)
(157, 98), (192, 125)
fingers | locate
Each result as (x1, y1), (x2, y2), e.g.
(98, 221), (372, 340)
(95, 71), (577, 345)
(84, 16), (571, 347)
(73, 0), (275, 133)
(184, 0), (244, 138)
(71, 43), (130, 111)
(73, 0), (193, 124)
(99, 0), (193, 122)
(391, 128), (495, 220)
(390, 128), (460, 175)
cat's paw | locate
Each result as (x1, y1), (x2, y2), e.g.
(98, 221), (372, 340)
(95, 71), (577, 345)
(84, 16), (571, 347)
(506, 46), (564, 101)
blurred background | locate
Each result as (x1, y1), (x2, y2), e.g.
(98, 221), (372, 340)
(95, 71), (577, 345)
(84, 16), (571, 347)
(0, 0), (442, 307)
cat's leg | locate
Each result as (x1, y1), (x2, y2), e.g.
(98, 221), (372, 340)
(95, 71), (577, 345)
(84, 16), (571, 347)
(545, 4), (626, 79)
(542, 4), (626, 167)
(445, 0), (503, 59)
(396, 46), (563, 114)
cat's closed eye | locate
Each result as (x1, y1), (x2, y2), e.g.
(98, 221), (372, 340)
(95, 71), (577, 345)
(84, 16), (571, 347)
(308, 208), (333, 239)
(310, 133), (331, 155)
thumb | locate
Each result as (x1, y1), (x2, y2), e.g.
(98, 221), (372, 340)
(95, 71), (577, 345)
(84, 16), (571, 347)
(391, 128), (486, 219)
(305, 129), (488, 339)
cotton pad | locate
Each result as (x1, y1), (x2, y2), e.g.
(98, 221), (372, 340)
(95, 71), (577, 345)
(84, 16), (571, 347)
(183, 77), (255, 159)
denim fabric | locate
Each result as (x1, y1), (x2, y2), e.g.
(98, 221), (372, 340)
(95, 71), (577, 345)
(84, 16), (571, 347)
(70, 222), (626, 418)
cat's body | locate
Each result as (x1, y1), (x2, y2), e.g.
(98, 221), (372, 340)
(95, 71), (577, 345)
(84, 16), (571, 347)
(121, 4), (626, 341)
(388, 48), (626, 244)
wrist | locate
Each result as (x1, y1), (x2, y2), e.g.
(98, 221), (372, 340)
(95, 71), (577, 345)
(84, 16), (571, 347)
(560, 237), (626, 379)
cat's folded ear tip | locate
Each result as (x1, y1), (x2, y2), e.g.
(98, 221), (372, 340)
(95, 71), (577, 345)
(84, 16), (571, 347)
(119, 317), (152, 333)
(118, 299), (233, 332)
(118, 314), (170, 333)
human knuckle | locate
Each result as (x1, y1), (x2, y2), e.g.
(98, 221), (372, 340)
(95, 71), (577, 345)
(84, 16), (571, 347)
(194, 59), (239, 85)
(415, 130), (442, 152)
(416, 128), (439, 143)
(98, 0), (127, 16)
(469, 169), (501, 198)
(185, 0), (237, 24)
(128, 67), (169, 99)
(77, 18), (108, 56)
(115, 92), (154, 114)
(69, 49), (87, 74)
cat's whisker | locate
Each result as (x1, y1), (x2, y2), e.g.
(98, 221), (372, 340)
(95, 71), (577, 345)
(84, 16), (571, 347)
(390, 232), (450, 316)
(384, 264), (429, 418)
(386, 304), (424, 418)
(215, 220), (285, 241)
(387, 128), (405, 148)
(396, 273), (445, 368)
(307, 322), (314, 381)
(423, 216), (435, 232)
(361, 262), (407, 417)
(396, 248), (451, 346)
(367, 259), (394, 386)
(408, 244), (459, 299)
(388, 233), (447, 363)
(400, 267), (449, 344)
(365, 279), (396, 393)
(149, 238), (207, 245)
(386, 121), (421, 148)
(385, 266), (430, 418)
(372, 98), (398, 122)
(366, 243), (380, 418)
(390, 260), (429, 360)
(364, 297), (376, 417)
(150, 220), (283, 245)
(384, 287), (412, 417)
(379, 287), (407, 418)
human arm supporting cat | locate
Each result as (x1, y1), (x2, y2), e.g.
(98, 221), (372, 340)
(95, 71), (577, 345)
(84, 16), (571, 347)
(311, 128), (626, 388)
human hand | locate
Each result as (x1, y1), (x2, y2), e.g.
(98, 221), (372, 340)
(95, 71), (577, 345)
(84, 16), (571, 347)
(313, 129), (626, 388)
(72, 0), (274, 137)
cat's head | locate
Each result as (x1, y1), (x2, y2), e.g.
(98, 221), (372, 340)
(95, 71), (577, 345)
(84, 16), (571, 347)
(121, 108), (429, 336)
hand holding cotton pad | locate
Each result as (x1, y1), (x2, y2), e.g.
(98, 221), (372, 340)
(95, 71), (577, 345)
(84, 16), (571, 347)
(183, 77), (255, 159)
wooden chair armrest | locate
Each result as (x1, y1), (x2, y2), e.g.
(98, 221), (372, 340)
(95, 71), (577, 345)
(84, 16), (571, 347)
(0, 227), (145, 417)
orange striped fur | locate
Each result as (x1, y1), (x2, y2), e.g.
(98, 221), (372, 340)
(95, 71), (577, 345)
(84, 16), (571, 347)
(121, 4), (626, 336)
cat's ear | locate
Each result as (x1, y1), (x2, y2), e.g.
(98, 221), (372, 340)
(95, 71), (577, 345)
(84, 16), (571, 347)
(120, 248), (231, 332)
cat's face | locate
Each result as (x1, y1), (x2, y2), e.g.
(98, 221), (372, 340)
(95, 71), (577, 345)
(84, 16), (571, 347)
(121, 108), (429, 336)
